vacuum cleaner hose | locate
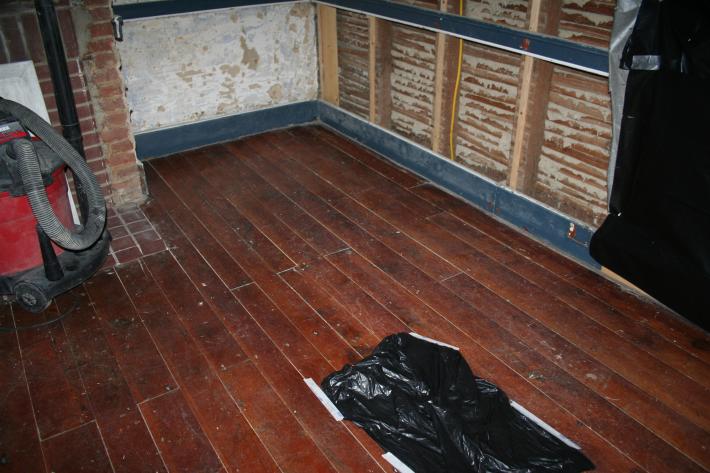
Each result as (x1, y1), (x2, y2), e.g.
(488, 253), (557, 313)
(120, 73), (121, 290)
(0, 97), (106, 251)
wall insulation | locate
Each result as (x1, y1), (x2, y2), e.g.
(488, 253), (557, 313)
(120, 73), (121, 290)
(117, 3), (318, 133)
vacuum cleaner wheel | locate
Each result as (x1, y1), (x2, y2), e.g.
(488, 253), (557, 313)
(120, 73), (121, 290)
(13, 281), (50, 313)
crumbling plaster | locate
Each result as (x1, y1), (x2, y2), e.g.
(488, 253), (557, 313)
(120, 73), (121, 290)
(117, 2), (318, 132)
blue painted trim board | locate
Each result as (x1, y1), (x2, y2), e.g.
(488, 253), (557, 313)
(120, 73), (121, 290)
(318, 0), (607, 75)
(113, 0), (295, 20)
(316, 102), (598, 268)
(113, 0), (607, 75)
(134, 100), (319, 159)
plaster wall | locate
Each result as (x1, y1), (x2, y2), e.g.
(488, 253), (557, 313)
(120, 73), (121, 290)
(117, 2), (318, 133)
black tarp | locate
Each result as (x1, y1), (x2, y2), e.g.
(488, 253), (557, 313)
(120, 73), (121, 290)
(321, 333), (594, 472)
(590, 0), (710, 328)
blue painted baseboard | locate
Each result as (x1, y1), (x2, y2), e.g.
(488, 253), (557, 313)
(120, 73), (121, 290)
(316, 102), (598, 268)
(134, 100), (319, 159)
(135, 99), (597, 268)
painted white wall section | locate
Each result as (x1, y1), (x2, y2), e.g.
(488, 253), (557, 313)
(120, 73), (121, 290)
(0, 61), (50, 122)
(118, 3), (318, 132)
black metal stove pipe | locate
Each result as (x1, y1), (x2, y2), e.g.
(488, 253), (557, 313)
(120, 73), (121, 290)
(35, 0), (85, 158)
(35, 0), (90, 220)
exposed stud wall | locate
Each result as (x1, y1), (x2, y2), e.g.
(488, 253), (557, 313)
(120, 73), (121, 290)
(389, 25), (437, 148)
(333, 0), (615, 228)
(336, 10), (369, 119)
(118, 3), (318, 133)
(533, 67), (611, 225)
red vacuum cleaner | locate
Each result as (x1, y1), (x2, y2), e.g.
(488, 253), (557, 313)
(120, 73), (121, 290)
(0, 97), (110, 314)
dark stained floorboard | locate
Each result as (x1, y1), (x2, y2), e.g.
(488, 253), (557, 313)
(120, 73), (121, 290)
(409, 182), (710, 364)
(13, 304), (92, 440)
(139, 389), (226, 473)
(143, 165), (389, 473)
(351, 180), (709, 433)
(428, 210), (710, 387)
(117, 260), (281, 473)
(54, 290), (167, 473)
(0, 126), (707, 473)
(0, 305), (46, 473)
(322, 249), (639, 472)
(42, 422), (114, 473)
(85, 271), (177, 402)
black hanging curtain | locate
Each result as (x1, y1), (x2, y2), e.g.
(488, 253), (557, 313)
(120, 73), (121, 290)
(590, 0), (710, 329)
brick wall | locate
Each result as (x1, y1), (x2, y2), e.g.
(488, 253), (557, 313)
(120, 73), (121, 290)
(0, 0), (145, 208)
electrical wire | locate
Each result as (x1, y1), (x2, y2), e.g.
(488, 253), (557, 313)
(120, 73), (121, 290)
(448, 0), (465, 161)
(0, 296), (78, 332)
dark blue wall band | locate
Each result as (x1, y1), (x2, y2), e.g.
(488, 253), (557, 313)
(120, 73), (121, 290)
(134, 100), (318, 159)
(320, 0), (607, 74)
(113, 0), (608, 75)
(317, 102), (598, 268)
(113, 0), (295, 20)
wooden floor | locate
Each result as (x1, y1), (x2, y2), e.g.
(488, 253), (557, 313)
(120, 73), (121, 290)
(1, 126), (708, 473)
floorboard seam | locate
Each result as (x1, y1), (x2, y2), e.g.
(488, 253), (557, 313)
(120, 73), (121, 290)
(39, 419), (97, 443)
(230, 280), (255, 291)
(322, 246), (352, 258)
(137, 386), (180, 406)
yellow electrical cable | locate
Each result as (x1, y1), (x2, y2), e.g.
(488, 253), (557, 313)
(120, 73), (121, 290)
(448, 0), (464, 161)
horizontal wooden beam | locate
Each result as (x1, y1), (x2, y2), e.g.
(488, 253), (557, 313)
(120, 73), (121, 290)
(113, 0), (295, 19)
(114, 0), (608, 76)
(318, 0), (607, 75)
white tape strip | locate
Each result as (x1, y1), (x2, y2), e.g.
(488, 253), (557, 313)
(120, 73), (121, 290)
(304, 378), (344, 422)
(409, 332), (459, 351)
(510, 400), (581, 450)
(382, 452), (415, 473)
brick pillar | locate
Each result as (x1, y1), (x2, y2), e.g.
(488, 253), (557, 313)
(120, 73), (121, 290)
(78, 0), (146, 207)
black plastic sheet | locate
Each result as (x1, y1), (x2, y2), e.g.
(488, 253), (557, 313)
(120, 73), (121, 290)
(321, 333), (594, 472)
(590, 0), (710, 327)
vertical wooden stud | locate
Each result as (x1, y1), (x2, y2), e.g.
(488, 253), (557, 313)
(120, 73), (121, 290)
(368, 16), (393, 127)
(318, 5), (339, 105)
(507, 0), (562, 192)
(431, 0), (463, 158)
(368, 17), (378, 123)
